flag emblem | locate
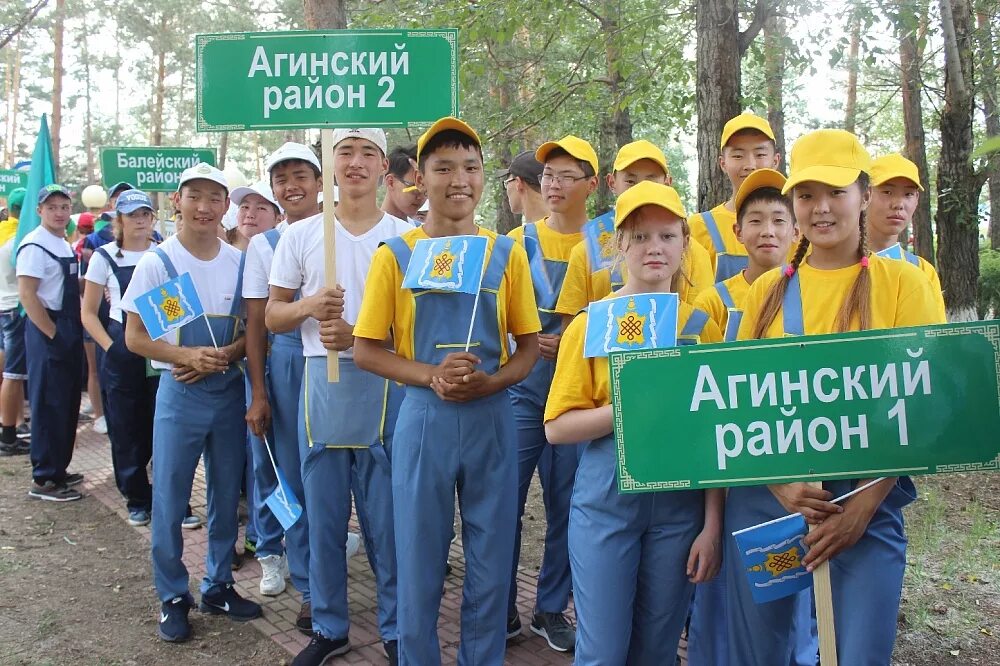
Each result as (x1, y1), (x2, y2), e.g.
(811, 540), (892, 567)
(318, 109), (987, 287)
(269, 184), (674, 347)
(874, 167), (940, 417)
(431, 242), (457, 279)
(159, 289), (185, 322)
(402, 234), (488, 295)
(134, 272), (205, 341)
(583, 292), (678, 358)
(616, 298), (646, 345)
(582, 211), (617, 271)
(733, 512), (813, 604)
(754, 544), (804, 576)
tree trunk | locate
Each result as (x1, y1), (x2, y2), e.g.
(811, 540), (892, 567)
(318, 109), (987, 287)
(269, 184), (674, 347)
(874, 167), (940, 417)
(3, 38), (21, 166)
(844, 7), (861, 134)
(50, 0), (65, 168)
(977, 11), (1000, 250)
(83, 24), (94, 184)
(151, 15), (167, 146)
(493, 74), (520, 235)
(696, 0), (742, 211)
(936, 0), (979, 321)
(595, 3), (633, 216)
(303, 0), (347, 30)
(219, 132), (229, 170)
(764, 13), (787, 166)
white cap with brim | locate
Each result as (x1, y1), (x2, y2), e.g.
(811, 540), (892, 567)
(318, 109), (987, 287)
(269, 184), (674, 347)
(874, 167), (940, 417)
(230, 180), (283, 213)
(266, 142), (321, 174)
(330, 128), (388, 156)
(177, 162), (229, 192)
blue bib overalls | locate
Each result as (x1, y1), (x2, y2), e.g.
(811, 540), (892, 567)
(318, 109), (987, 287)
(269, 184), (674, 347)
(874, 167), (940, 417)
(701, 210), (749, 282)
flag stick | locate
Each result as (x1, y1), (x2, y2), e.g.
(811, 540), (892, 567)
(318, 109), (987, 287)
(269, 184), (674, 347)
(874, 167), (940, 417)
(261, 432), (285, 497)
(321, 128), (340, 383)
(809, 480), (839, 666)
(201, 313), (227, 374)
(464, 258), (488, 352)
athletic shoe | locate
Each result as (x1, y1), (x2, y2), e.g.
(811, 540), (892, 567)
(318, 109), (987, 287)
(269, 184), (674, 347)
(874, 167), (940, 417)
(383, 640), (399, 666)
(295, 601), (312, 635)
(16, 423), (30, 439)
(345, 532), (361, 559)
(292, 633), (350, 666)
(158, 596), (192, 642)
(244, 537), (257, 555)
(93, 415), (108, 434)
(128, 509), (151, 527)
(258, 554), (287, 596)
(63, 473), (84, 487)
(0, 440), (29, 456)
(506, 614), (522, 640)
(199, 584), (262, 621)
(28, 481), (82, 502)
(181, 514), (202, 529)
(530, 611), (575, 652)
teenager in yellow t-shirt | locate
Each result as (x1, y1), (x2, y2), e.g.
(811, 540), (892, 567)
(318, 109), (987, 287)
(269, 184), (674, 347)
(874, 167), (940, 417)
(555, 140), (714, 325)
(689, 113), (782, 281)
(353, 117), (541, 666)
(728, 130), (943, 666)
(545, 181), (722, 664)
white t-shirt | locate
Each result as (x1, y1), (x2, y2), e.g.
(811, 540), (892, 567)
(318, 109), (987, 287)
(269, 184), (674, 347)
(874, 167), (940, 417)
(269, 212), (411, 357)
(0, 238), (19, 311)
(15, 226), (76, 310)
(85, 241), (156, 323)
(242, 221), (288, 299)
(122, 235), (243, 370)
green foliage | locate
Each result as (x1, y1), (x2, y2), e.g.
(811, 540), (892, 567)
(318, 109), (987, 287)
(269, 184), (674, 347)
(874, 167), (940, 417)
(977, 249), (1000, 318)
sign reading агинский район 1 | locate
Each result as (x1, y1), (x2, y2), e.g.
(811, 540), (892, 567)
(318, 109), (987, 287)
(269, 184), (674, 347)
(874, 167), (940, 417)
(195, 29), (458, 131)
(610, 322), (1000, 493)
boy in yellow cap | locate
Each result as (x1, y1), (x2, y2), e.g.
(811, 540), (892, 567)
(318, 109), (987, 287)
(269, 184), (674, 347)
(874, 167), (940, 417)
(353, 117), (541, 665)
(555, 140), (713, 324)
(867, 153), (945, 320)
(689, 113), (781, 281)
(503, 135), (598, 652)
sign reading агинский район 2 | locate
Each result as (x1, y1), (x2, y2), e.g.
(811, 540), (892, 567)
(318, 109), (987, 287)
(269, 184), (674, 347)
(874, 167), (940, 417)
(611, 322), (1000, 493)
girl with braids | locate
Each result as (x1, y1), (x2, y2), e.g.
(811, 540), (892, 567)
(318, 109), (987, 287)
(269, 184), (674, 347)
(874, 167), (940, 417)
(545, 181), (723, 664)
(726, 130), (943, 665)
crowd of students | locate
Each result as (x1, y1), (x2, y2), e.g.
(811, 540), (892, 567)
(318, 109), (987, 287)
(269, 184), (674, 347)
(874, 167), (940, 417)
(0, 111), (945, 666)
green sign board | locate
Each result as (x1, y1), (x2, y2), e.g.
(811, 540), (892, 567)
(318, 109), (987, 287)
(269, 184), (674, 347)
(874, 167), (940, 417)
(0, 170), (28, 197)
(100, 147), (217, 192)
(195, 29), (459, 131)
(611, 322), (1000, 492)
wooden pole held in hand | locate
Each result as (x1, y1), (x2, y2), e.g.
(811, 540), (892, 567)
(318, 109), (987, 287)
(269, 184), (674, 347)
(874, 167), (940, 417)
(321, 128), (339, 382)
(809, 481), (838, 666)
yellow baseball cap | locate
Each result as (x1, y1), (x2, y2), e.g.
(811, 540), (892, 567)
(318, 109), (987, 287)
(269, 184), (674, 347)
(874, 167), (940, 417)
(870, 153), (924, 191)
(782, 129), (872, 194)
(535, 136), (599, 175)
(613, 140), (670, 175)
(416, 117), (481, 161)
(733, 168), (787, 214)
(614, 181), (687, 229)
(720, 113), (776, 149)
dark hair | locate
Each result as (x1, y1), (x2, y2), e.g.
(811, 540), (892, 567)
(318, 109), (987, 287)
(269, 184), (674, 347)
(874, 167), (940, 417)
(387, 145), (418, 178)
(268, 158), (321, 186)
(543, 147), (596, 178)
(736, 187), (793, 226)
(417, 130), (482, 169)
(723, 128), (778, 152)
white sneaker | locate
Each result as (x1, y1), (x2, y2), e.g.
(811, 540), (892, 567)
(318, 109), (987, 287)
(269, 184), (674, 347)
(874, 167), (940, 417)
(346, 532), (361, 559)
(93, 416), (108, 435)
(258, 554), (287, 596)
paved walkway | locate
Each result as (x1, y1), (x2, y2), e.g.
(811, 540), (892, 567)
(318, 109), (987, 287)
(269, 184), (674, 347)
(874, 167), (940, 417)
(72, 424), (575, 665)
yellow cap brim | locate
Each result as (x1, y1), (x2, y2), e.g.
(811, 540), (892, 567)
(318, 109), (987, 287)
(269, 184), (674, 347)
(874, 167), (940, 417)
(535, 140), (599, 174)
(613, 153), (669, 174)
(781, 166), (861, 194)
(417, 117), (481, 161)
(734, 169), (787, 212)
(402, 185), (419, 193)
(870, 172), (924, 191)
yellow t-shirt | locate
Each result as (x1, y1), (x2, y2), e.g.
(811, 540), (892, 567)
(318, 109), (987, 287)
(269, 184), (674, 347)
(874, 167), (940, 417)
(554, 237), (714, 316)
(544, 300), (722, 421)
(354, 225), (542, 364)
(0, 216), (19, 247)
(690, 203), (743, 272)
(915, 256), (946, 322)
(507, 218), (581, 263)
(737, 255), (945, 340)
(694, 271), (752, 336)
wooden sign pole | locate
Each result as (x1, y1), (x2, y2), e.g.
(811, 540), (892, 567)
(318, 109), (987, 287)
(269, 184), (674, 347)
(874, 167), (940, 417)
(809, 481), (838, 666)
(320, 128), (339, 382)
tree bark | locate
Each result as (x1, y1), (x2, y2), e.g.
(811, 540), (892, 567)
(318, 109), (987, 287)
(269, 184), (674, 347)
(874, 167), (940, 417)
(4, 38), (21, 166)
(764, 13), (787, 166)
(493, 74), (521, 236)
(151, 15), (167, 146)
(218, 132), (229, 170)
(303, 0), (347, 30)
(50, 0), (65, 168)
(897, 0), (934, 260)
(595, 2), (633, 215)
(977, 10), (1000, 250)
(936, 0), (979, 321)
(844, 7), (861, 134)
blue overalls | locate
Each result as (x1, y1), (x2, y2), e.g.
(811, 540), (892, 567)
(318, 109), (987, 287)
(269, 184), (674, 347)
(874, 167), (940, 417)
(385, 234), (519, 666)
(93, 246), (156, 513)
(700, 210), (748, 281)
(149, 247), (248, 603)
(724, 269), (914, 666)
(717, 281), (743, 342)
(507, 223), (578, 621)
(19, 243), (83, 485)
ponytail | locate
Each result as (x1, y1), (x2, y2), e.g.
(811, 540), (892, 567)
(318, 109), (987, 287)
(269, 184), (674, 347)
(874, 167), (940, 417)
(114, 213), (125, 259)
(751, 235), (811, 339)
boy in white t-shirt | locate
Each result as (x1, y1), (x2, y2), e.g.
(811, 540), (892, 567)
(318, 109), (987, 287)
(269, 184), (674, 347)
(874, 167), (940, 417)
(122, 163), (260, 643)
(266, 128), (410, 666)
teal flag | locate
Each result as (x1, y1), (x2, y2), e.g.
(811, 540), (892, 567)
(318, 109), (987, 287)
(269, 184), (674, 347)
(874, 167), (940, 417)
(12, 115), (57, 265)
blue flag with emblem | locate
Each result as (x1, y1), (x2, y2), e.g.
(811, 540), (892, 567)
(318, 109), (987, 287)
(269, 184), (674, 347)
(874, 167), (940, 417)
(265, 466), (303, 530)
(733, 512), (813, 604)
(583, 292), (678, 358)
(133, 272), (206, 341)
(402, 234), (488, 295)
(582, 211), (617, 271)
(523, 234), (554, 307)
(876, 243), (904, 260)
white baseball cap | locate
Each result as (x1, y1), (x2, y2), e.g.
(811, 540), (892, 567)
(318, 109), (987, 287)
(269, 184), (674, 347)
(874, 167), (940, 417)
(230, 180), (283, 212)
(221, 203), (239, 231)
(330, 128), (387, 156)
(177, 162), (228, 192)
(266, 142), (321, 174)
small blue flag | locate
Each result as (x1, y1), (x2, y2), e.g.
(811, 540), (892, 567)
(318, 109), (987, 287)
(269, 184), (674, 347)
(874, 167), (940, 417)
(264, 466), (303, 531)
(402, 235), (488, 295)
(523, 234), (555, 309)
(133, 272), (206, 341)
(583, 292), (678, 358)
(733, 513), (813, 604)
(876, 243), (904, 260)
(582, 211), (617, 271)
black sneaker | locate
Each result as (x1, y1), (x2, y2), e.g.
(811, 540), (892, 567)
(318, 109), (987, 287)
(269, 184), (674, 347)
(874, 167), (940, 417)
(383, 640), (399, 666)
(199, 584), (262, 621)
(506, 613), (522, 640)
(16, 423), (30, 439)
(63, 472), (84, 487)
(0, 440), (29, 456)
(158, 596), (192, 642)
(28, 481), (82, 502)
(292, 633), (350, 666)
(530, 611), (575, 652)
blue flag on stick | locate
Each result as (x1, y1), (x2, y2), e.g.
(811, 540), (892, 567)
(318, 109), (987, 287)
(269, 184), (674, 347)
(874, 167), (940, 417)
(582, 211), (617, 271)
(733, 513), (813, 604)
(265, 466), (303, 531)
(583, 292), (678, 358)
(133, 272), (206, 341)
(402, 235), (488, 295)
(876, 243), (905, 260)
(523, 234), (555, 308)
(11, 115), (57, 265)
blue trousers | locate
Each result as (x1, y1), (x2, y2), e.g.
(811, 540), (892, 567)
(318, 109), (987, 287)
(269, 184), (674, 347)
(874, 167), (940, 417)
(569, 435), (703, 665)
(393, 388), (517, 666)
(725, 481), (914, 666)
(150, 372), (246, 601)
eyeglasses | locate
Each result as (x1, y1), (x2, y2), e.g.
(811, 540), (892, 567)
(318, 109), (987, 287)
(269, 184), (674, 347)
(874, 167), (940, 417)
(539, 173), (589, 186)
(397, 177), (416, 188)
(503, 176), (517, 185)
